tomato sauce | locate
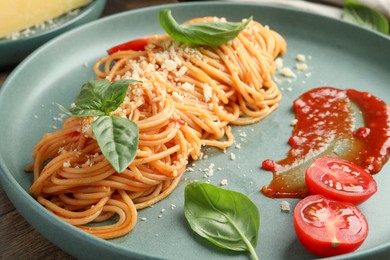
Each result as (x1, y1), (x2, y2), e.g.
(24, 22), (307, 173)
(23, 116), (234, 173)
(261, 87), (390, 198)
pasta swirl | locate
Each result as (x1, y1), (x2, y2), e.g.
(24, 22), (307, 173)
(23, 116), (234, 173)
(28, 17), (286, 239)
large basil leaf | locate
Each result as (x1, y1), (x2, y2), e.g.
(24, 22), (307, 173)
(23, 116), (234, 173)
(184, 182), (260, 259)
(159, 9), (252, 46)
(342, 0), (389, 34)
(92, 116), (139, 173)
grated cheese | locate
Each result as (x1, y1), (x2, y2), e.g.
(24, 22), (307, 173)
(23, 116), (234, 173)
(63, 160), (71, 168)
(164, 59), (178, 71)
(202, 83), (213, 102)
(280, 201), (290, 212)
(181, 82), (194, 91)
(280, 67), (297, 78)
(290, 119), (298, 126)
(220, 179), (228, 186)
(296, 54), (306, 62)
(275, 57), (283, 69)
(295, 63), (308, 71)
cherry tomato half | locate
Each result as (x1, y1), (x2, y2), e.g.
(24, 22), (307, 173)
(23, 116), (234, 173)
(305, 157), (377, 205)
(294, 194), (368, 257)
(107, 37), (150, 54)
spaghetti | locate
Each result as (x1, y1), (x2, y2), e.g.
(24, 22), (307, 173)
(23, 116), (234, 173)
(28, 17), (287, 239)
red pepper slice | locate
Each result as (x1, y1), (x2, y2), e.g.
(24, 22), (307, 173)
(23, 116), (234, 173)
(107, 37), (150, 54)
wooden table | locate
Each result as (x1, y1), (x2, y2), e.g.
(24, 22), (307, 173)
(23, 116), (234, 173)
(0, 1), (178, 258)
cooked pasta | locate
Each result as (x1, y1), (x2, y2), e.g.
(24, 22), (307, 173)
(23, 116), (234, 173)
(28, 17), (286, 239)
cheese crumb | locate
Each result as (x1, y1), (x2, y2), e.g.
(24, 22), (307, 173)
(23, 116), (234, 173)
(280, 201), (290, 212)
(220, 179), (228, 186)
(165, 60), (177, 71)
(290, 119), (298, 126)
(275, 57), (283, 70)
(230, 153), (236, 160)
(172, 91), (184, 102)
(58, 147), (65, 154)
(203, 83), (213, 102)
(280, 67), (297, 78)
(63, 160), (71, 168)
(178, 66), (188, 76)
(141, 217), (147, 221)
(181, 82), (194, 92)
(295, 63), (308, 71)
(203, 163), (215, 177)
(296, 54), (306, 62)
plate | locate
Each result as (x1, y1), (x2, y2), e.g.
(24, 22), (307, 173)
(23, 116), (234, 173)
(0, 0), (106, 68)
(1, 2), (390, 259)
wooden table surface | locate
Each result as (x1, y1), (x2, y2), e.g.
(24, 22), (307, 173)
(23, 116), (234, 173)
(0, 1), (179, 259)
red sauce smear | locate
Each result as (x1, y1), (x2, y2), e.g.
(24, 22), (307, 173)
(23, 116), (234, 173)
(261, 87), (390, 198)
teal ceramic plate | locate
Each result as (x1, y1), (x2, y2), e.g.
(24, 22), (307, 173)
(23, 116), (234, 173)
(0, 0), (106, 68)
(1, 2), (390, 259)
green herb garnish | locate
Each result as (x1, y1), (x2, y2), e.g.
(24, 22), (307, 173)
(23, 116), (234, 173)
(184, 182), (260, 260)
(342, 0), (389, 34)
(59, 79), (139, 173)
(158, 9), (252, 46)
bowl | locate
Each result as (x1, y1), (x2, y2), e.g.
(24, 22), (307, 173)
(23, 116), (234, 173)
(0, 0), (106, 68)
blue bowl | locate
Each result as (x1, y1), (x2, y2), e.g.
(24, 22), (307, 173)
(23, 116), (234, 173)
(0, 0), (106, 68)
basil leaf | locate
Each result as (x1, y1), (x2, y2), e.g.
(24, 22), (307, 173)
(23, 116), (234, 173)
(342, 0), (389, 34)
(184, 182), (260, 259)
(159, 9), (252, 46)
(101, 80), (136, 114)
(56, 103), (79, 117)
(56, 100), (106, 117)
(66, 79), (137, 117)
(92, 116), (139, 173)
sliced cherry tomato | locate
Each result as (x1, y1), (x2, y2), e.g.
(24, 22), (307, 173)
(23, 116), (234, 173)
(107, 37), (150, 54)
(305, 157), (377, 205)
(294, 194), (368, 257)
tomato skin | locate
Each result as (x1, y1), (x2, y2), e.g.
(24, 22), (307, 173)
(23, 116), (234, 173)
(305, 157), (377, 205)
(294, 194), (368, 257)
(107, 37), (150, 54)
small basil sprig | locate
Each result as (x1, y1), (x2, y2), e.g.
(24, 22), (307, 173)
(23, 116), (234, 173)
(58, 79), (139, 173)
(184, 182), (260, 260)
(342, 0), (389, 34)
(158, 9), (252, 46)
